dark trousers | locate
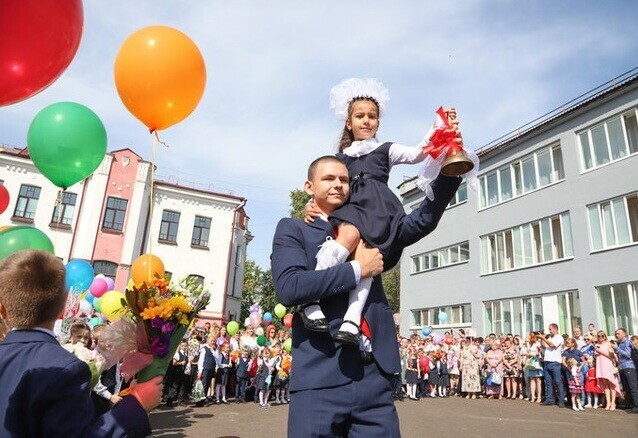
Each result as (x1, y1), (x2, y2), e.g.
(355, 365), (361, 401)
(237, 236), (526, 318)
(169, 367), (187, 402)
(543, 361), (565, 405)
(619, 368), (638, 408)
(185, 364), (198, 399)
(288, 362), (400, 438)
(235, 376), (248, 400)
(201, 368), (214, 399)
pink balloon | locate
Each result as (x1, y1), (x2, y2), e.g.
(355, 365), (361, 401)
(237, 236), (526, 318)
(104, 277), (115, 291)
(89, 278), (108, 298)
(249, 311), (262, 328)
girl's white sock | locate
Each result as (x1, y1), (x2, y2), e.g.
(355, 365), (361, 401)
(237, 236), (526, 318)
(304, 240), (350, 320)
(339, 277), (372, 335)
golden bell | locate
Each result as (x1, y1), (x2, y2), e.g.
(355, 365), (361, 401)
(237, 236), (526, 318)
(441, 148), (474, 177)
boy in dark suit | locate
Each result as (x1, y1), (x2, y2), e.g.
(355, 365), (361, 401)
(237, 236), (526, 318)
(0, 250), (163, 437)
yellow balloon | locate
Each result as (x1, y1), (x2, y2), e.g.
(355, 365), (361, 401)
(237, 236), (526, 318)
(0, 225), (11, 233)
(114, 25), (207, 132)
(100, 290), (127, 322)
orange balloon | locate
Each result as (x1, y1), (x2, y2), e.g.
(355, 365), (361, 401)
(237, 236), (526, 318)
(114, 26), (206, 132)
(131, 253), (165, 286)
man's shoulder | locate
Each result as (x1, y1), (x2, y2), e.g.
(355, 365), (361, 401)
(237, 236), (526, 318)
(276, 217), (305, 229)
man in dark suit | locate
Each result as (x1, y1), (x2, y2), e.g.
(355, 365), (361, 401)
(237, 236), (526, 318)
(271, 156), (460, 437)
(0, 250), (162, 437)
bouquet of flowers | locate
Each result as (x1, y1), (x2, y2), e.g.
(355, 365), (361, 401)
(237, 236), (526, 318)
(127, 275), (210, 382)
(100, 275), (209, 384)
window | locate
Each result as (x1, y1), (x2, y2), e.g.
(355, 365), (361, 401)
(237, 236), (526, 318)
(188, 275), (205, 287)
(411, 303), (472, 327)
(191, 216), (211, 247)
(478, 144), (564, 209)
(51, 192), (77, 226)
(102, 197), (128, 231)
(587, 192), (638, 251)
(411, 241), (470, 274)
(13, 184), (41, 220)
(480, 212), (573, 274)
(93, 260), (117, 281)
(159, 210), (180, 243)
(597, 282), (638, 335)
(578, 109), (638, 171)
(448, 181), (468, 207)
(486, 291), (580, 336)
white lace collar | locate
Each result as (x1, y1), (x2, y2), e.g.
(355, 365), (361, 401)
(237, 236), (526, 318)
(342, 139), (380, 157)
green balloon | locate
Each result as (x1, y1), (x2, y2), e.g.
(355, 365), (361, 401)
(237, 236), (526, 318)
(27, 102), (107, 189)
(0, 226), (55, 259)
(274, 303), (286, 319)
(283, 338), (292, 352)
(93, 297), (102, 313)
(256, 335), (267, 347)
(226, 320), (239, 336)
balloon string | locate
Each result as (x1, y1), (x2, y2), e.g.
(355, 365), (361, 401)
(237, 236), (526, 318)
(148, 133), (158, 285)
(52, 189), (64, 259)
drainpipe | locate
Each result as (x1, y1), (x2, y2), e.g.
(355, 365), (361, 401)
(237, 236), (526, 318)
(67, 176), (90, 261)
(220, 198), (246, 325)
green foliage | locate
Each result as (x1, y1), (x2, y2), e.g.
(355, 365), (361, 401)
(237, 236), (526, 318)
(289, 189), (311, 219)
(382, 265), (400, 314)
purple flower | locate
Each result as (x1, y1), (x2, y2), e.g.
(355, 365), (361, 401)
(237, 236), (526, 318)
(151, 336), (170, 357)
(161, 321), (176, 335)
(151, 317), (164, 329)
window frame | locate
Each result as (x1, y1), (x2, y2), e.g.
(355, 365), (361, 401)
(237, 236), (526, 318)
(158, 210), (181, 244)
(101, 196), (128, 232)
(12, 184), (41, 222)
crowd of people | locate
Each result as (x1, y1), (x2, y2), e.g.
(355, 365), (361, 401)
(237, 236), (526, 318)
(161, 322), (293, 409)
(5, 295), (637, 417)
(395, 323), (638, 414)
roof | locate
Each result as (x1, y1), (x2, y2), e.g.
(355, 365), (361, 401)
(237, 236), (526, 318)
(476, 67), (638, 158)
(153, 179), (246, 203)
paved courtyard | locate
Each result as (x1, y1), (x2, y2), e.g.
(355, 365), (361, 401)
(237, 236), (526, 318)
(150, 396), (637, 437)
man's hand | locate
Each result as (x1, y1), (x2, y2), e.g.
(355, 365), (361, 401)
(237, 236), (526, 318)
(353, 239), (383, 278)
(130, 376), (163, 413)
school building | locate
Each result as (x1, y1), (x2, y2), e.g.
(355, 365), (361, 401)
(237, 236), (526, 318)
(398, 70), (638, 338)
(0, 147), (252, 325)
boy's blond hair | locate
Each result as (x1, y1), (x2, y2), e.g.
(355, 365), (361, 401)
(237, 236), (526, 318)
(0, 250), (66, 329)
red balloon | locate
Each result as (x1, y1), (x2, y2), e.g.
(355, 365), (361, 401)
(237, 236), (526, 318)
(283, 313), (294, 329)
(0, 185), (9, 214)
(0, 0), (84, 106)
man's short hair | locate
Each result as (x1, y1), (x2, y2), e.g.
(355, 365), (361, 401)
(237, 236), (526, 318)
(307, 155), (345, 180)
(0, 250), (67, 329)
(549, 323), (559, 331)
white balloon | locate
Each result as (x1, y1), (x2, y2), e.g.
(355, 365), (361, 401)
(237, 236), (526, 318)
(255, 327), (264, 336)
(244, 317), (251, 327)
(79, 299), (93, 316)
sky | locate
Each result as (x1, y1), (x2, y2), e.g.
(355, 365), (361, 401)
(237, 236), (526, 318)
(2, 1), (638, 269)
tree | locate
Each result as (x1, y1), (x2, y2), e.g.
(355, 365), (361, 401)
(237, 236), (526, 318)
(382, 265), (400, 314)
(289, 189), (310, 219)
(240, 259), (281, 327)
